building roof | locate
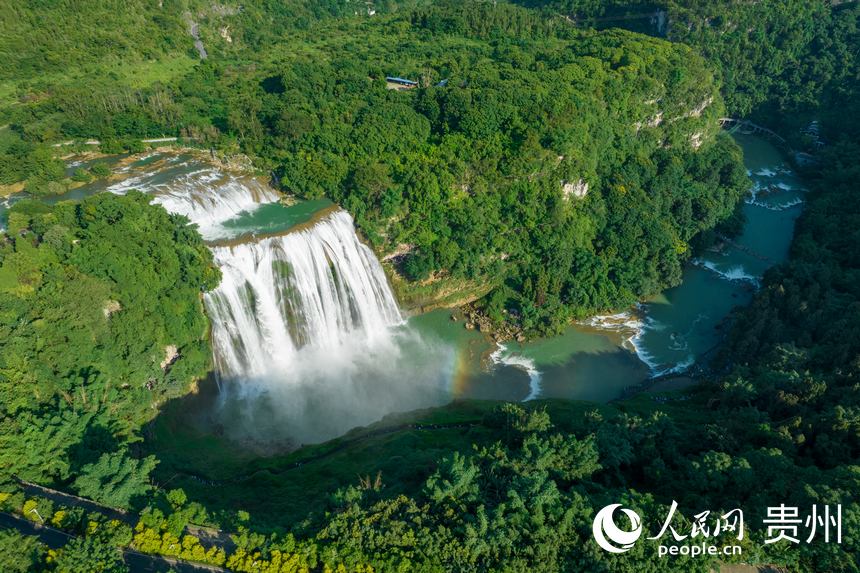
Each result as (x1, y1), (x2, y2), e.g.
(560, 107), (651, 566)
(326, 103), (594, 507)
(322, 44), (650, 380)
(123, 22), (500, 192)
(386, 76), (418, 86)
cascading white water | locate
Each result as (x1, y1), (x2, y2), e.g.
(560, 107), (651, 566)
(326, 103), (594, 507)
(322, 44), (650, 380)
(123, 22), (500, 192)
(109, 166), (279, 239)
(205, 210), (403, 377)
(490, 344), (542, 401)
(105, 153), (452, 447)
(205, 209), (452, 449)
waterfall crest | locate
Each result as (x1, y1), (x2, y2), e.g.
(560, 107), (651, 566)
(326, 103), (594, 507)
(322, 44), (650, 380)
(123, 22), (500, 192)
(205, 210), (402, 377)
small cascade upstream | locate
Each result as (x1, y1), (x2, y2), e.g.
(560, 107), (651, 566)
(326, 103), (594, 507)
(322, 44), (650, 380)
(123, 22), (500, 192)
(579, 134), (804, 378)
(108, 165), (280, 239)
(205, 210), (403, 377)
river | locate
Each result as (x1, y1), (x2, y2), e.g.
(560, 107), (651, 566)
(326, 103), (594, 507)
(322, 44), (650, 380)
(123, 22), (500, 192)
(0, 134), (805, 448)
(403, 133), (805, 403)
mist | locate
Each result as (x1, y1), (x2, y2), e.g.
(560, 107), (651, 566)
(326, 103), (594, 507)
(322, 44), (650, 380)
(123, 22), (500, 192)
(212, 326), (455, 451)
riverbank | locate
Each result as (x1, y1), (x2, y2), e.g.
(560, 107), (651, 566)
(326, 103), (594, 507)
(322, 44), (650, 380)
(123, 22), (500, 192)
(0, 182), (24, 198)
(4, 132), (802, 451)
(65, 133), (795, 410)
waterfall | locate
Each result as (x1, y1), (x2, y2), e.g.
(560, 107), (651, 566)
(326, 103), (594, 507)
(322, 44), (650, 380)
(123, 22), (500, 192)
(205, 210), (402, 377)
(205, 209), (451, 449)
(107, 153), (452, 447)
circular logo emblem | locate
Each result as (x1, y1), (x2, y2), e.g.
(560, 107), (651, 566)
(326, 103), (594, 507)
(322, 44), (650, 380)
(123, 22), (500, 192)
(592, 504), (643, 553)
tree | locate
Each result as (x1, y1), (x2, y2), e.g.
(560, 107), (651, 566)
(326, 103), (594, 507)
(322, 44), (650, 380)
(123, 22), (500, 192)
(53, 537), (128, 573)
(0, 530), (46, 573)
(73, 450), (158, 510)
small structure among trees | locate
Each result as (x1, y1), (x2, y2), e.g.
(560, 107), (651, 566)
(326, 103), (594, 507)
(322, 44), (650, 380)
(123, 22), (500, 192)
(385, 76), (418, 90)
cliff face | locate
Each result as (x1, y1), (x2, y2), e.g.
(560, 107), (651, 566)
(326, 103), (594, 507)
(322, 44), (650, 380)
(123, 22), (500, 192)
(386, 265), (495, 314)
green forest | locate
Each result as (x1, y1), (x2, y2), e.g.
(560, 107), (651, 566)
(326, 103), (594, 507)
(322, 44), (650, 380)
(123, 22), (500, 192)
(0, 193), (219, 483)
(2, 0), (753, 335)
(0, 0), (858, 571)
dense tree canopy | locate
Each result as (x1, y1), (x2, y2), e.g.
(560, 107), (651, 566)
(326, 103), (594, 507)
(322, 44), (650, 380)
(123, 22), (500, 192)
(2, 1), (750, 333)
(0, 1), (858, 572)
(0, 193), (219, 486)
(514, 0), (860, 125)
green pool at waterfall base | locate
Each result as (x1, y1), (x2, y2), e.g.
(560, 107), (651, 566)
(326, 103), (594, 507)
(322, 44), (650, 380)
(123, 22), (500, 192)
(149, 133), (803, 457)
(407, 309), (650, 402)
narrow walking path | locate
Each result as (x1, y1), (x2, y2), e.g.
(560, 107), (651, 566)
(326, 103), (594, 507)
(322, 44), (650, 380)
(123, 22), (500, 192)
(52, 137), (179, 147)
(172, 421), (479, 487)
(719, 118), (788, 145)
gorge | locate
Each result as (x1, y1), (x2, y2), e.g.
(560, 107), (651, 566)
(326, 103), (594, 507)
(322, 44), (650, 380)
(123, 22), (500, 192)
(2, 2), (857, 570)
(1, 129), (800, 450)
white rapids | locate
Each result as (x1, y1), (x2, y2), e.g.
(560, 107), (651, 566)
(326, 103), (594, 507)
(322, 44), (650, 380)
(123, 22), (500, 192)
(490, 344), (542, 401)
(583, 310), (694, 378)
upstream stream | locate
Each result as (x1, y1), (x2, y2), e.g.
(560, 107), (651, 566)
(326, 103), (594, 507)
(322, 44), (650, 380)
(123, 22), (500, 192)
(0, 134), (805, 449)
